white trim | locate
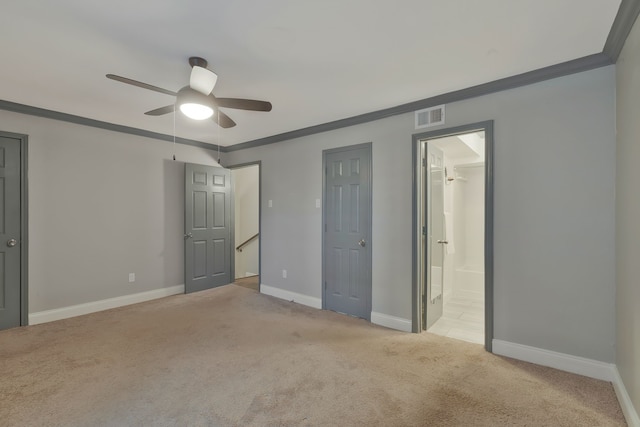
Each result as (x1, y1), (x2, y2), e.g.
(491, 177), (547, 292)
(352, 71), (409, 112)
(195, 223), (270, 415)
(612, 366), (640, 427)
(29, 285), (185, 325)
(371, 311), (412, 332)
(260, 284), (322, 309)
(492, 339), (616, 382)
(492, 340), (639, 425)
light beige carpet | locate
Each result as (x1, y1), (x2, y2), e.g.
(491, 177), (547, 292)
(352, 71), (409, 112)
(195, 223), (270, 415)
(233, 275), (260, 292)
(0, 285), (625, 426)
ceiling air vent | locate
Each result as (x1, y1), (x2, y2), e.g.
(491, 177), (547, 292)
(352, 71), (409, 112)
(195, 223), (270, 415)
(415, 105), (445, 129)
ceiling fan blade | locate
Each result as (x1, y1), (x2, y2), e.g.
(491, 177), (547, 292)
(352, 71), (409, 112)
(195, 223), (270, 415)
(145, 105), (175, 116)
(214, 97), (272, 112)
(214, 110), (236, 128)
(106, 74), (177, 96)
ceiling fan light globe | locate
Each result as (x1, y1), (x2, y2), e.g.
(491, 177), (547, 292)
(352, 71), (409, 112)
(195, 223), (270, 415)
(190, 66), (217, 95)
(177, 86), (215, 120)
(179, 103), (214, 120)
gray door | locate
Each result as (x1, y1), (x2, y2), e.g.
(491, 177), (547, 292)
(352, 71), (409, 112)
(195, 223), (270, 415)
(0, 136), (22, 330)
(323, 144), (372, 320)
(185, 164), (232, 293)
(425, 144), (445, 329)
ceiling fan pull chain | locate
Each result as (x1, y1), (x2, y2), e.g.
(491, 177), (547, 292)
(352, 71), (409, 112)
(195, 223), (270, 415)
(172, 104), (176, 161)
(217, 124), (221, 166)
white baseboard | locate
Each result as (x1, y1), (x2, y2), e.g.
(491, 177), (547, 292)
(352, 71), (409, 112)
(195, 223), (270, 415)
(371, 311), (412, 332)
(491, 340), (639, 426)
(492, 339), (616, 382)
(260, 284), (322, 309)
(258, 286), (412, 333)
(612, 366), (640, 427)
(29, 285), (185, 325)
(245, 271), (258, 277)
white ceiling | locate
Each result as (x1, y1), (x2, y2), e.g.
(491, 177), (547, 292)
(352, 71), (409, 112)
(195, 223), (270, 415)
(433, 133), (484, 162)
(1, 1), (621, 147)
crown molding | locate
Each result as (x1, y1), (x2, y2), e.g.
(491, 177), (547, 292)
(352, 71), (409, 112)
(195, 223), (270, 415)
(0, 52), (613, 155)
(603, 0), (640, 61)
(4, 0), (635, 154)
(0, 99), (219, 151)
(226, 53), (612, 152)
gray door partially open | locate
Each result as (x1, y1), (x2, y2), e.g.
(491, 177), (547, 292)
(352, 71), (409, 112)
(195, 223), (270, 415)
(185, 163), (231, 293)
(425, 143), (445, 329)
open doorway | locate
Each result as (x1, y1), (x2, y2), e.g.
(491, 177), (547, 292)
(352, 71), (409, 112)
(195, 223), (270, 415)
(230, 162), (260, 292)
(413, 122), (493, 351)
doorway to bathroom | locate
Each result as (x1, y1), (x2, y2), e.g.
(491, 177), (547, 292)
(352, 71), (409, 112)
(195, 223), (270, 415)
(412, 121), (493, 351)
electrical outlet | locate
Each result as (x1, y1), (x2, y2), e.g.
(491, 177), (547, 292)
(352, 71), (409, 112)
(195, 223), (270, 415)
(128, 273), (135, 283)
(268, 200), (273, 208)
(282, 269), (287, 279)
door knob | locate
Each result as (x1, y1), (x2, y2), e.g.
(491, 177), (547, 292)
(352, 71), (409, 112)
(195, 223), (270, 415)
(7, 238), (17, 247)
(358, 239), (366, 247)
(436, 240), (448, 244)
(184, 233), (193, 239)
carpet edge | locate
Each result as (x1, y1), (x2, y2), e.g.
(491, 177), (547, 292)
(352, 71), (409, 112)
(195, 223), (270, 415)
(492, 339), (616, 381)
(493, 339), (637, 426)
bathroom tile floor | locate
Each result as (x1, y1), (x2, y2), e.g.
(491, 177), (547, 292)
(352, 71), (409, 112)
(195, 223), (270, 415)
(428, 290), (484, 345)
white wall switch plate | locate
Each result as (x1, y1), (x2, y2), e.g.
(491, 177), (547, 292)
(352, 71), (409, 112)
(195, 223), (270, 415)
(128, 273), (135, 283)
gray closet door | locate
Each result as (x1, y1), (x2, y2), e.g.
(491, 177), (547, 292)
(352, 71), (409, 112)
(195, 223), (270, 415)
(0, 136), (21, 330)
(185, 164), (231, 293)
(323, 144), (372, 320)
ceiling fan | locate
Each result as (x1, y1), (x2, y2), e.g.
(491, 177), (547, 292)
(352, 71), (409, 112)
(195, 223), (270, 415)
(106, 57), (272, 128)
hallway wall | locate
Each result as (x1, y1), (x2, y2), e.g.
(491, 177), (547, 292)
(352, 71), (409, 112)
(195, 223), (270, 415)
(232, 165), (259, 278)
(615, 12), (640, 418)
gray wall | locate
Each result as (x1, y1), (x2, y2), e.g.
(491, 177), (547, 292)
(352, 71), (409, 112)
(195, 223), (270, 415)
(225, 65), (616, 363)
(0, 110), (220, 312)
(615, 15), (640, 415)
(0, 63), (617, 364)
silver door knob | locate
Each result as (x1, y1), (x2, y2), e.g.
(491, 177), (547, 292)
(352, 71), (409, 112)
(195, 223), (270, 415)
(184, 233), (193, 239)
(436, 240), (448, 244)
(7, 238), (17, 247)
(358, 239), (366, 247)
